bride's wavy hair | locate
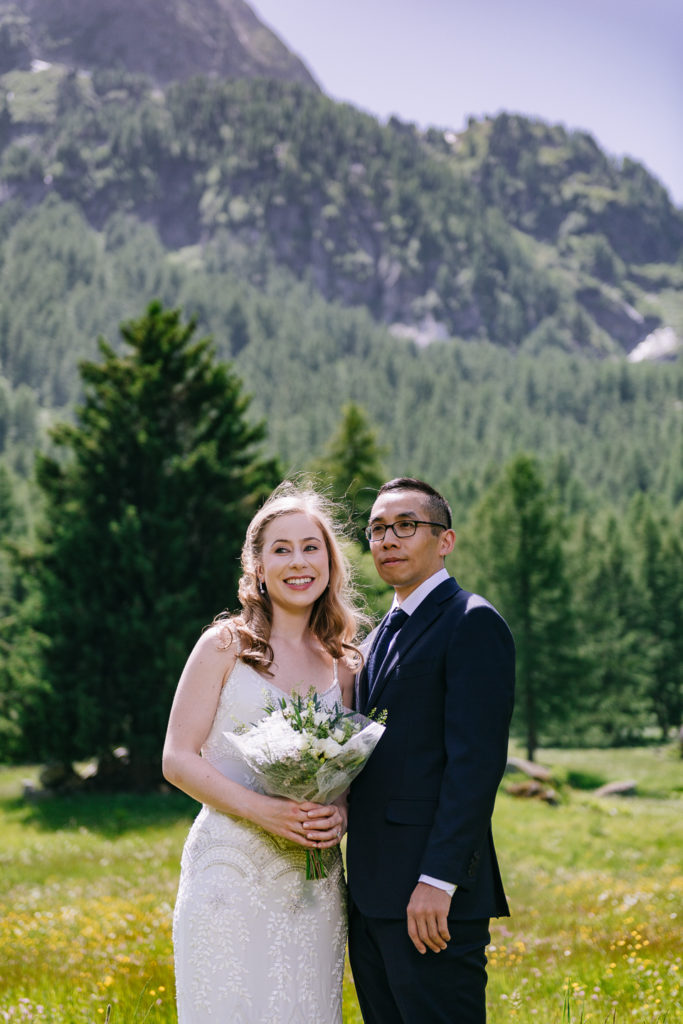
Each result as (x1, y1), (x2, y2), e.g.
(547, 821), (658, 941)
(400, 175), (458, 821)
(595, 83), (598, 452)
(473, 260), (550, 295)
(214, 482), (367, 674)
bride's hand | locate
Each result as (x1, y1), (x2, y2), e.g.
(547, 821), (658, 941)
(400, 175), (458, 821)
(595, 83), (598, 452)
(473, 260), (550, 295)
(251, 796), (344, 848)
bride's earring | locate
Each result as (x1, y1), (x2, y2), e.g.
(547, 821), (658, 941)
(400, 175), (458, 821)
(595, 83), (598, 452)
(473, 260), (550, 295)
(258, 579), (266, 596)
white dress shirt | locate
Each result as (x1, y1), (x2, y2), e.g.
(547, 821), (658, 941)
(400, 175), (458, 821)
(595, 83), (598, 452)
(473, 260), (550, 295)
(388, 568), (457, 898)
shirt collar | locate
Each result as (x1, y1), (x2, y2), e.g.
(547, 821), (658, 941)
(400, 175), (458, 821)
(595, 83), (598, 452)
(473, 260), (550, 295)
(392, 567), (450, 617)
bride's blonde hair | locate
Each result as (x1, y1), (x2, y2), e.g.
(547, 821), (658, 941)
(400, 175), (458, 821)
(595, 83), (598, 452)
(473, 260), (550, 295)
(215, 482), (366, 674)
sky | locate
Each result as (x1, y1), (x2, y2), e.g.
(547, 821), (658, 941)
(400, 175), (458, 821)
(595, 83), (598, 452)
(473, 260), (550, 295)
(250, 0), (683, 207)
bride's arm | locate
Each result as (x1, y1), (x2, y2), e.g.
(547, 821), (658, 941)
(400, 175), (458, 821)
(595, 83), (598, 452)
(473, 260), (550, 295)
(162, 627), (343, 847)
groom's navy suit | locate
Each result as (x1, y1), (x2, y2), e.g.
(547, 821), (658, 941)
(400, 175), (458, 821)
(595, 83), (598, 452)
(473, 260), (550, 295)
(347, 576), (515, 1023)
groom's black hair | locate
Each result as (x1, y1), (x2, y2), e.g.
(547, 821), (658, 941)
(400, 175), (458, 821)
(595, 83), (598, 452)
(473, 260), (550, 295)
(375, 477), (452, 530)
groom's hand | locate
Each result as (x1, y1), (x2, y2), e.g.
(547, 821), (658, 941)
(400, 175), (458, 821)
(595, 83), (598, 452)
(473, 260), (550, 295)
(304, 801), (346, 847)
(406, 882), (452, 954)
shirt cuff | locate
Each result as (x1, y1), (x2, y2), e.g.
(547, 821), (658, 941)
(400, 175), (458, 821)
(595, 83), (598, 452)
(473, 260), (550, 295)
(419, 874), (456, 898)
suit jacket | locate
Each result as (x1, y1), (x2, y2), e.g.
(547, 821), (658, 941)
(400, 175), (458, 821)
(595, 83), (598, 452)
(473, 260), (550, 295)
(346, 576), (515, 920)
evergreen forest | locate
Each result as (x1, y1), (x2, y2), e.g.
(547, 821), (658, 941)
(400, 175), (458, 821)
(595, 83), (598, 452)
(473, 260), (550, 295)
(0, 6), (681, 778)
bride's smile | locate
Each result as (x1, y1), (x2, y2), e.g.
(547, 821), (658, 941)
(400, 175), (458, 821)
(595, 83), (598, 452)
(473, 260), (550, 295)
(284, 575), (315, 588)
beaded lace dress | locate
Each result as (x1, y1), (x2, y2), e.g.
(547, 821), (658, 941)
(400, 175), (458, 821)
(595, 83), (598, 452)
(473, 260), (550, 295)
(173, 658), (347, 1024)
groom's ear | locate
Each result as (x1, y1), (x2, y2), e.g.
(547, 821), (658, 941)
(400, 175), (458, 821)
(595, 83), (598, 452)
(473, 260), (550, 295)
(439, 529), (456, 557)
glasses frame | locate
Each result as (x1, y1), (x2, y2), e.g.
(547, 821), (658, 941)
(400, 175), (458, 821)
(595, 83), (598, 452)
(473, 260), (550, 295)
(364, 519), (448, 543)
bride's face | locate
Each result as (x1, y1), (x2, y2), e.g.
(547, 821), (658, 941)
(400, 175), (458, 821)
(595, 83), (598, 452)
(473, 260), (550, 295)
(259, 512), (330, 612)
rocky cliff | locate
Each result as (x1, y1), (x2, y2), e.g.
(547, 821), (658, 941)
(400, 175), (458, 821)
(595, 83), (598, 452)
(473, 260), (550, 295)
(0, 0), (318, 86)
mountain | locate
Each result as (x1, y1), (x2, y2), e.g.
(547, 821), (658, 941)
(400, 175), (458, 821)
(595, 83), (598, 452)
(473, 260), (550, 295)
(1, 60), (681, 357)
(1, 0), (682, 502)
(0, 1), (681, 360)
(0, 0), (318, 87)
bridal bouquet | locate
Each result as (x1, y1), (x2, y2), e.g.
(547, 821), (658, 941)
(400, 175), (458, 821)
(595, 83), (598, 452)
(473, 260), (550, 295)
(225, 689), (386, 879)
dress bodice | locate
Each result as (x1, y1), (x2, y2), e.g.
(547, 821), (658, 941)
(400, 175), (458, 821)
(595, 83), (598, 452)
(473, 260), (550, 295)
(201, 657), (343, 789)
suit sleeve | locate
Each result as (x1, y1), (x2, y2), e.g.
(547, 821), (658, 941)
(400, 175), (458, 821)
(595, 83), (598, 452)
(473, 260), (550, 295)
(418, 602), (515, 888)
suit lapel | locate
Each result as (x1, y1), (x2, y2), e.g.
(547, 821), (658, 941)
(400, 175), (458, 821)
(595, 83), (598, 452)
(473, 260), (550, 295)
(365, 578), (460, 712)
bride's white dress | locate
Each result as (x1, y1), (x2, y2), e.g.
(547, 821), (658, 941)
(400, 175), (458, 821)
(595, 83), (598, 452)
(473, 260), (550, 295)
(173, 658), (347, 1023)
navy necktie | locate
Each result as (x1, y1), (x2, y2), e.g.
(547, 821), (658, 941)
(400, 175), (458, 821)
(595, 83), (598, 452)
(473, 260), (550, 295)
(366, 606), (408, 700)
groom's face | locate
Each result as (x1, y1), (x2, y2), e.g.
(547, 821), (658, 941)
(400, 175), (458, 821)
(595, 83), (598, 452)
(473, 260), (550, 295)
(368, 489), (454, 599)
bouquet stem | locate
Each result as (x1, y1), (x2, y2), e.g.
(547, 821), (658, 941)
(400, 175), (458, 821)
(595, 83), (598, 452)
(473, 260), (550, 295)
(306, 849), (327, 880)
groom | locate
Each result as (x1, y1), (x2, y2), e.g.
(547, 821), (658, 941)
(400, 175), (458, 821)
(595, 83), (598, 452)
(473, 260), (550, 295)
(347, 477), (515, 1024)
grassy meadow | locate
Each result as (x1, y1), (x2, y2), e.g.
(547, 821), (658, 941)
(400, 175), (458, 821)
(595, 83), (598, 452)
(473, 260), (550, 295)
(0, 745), (680, 1023)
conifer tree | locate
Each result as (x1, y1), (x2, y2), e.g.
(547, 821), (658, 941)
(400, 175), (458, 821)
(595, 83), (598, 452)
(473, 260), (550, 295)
(459, 454), (581, 760)
(629, 499), (683, 738)
(568, 511), (651, 744)
(30, 302), (278, 783)
(0, 463), (45, 762)
(312, 402), (386, 537)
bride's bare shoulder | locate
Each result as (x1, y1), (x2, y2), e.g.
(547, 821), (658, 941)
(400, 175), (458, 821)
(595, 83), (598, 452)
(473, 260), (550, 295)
(188, 620), (240, 674)
(203, 618), (239, 649)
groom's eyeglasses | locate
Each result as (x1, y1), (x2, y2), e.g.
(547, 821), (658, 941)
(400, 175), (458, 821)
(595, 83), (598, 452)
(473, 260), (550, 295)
(365, 520), (447, 543)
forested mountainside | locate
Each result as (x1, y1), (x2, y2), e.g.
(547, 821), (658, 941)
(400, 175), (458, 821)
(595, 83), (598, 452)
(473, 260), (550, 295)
(1, 60), (682, 356)
(0, 2), (681, 508)
(1, 206), (681, 510)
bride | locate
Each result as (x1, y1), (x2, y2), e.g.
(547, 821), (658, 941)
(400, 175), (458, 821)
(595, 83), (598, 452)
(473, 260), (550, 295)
(162, 484), (364, 1023)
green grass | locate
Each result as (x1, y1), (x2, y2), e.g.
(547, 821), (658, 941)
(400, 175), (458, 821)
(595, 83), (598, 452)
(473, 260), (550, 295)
(0, 746), (680, 1022)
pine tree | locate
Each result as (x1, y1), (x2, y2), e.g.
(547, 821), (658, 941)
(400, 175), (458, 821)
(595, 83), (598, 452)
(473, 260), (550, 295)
(312, 402), (386, 537)
(0, 463), (46, 762)
(629, 498), (683, 739)
(30, 302), (278, 784)
(459, 454), (581, 760)
(567, 511), (651, 745)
